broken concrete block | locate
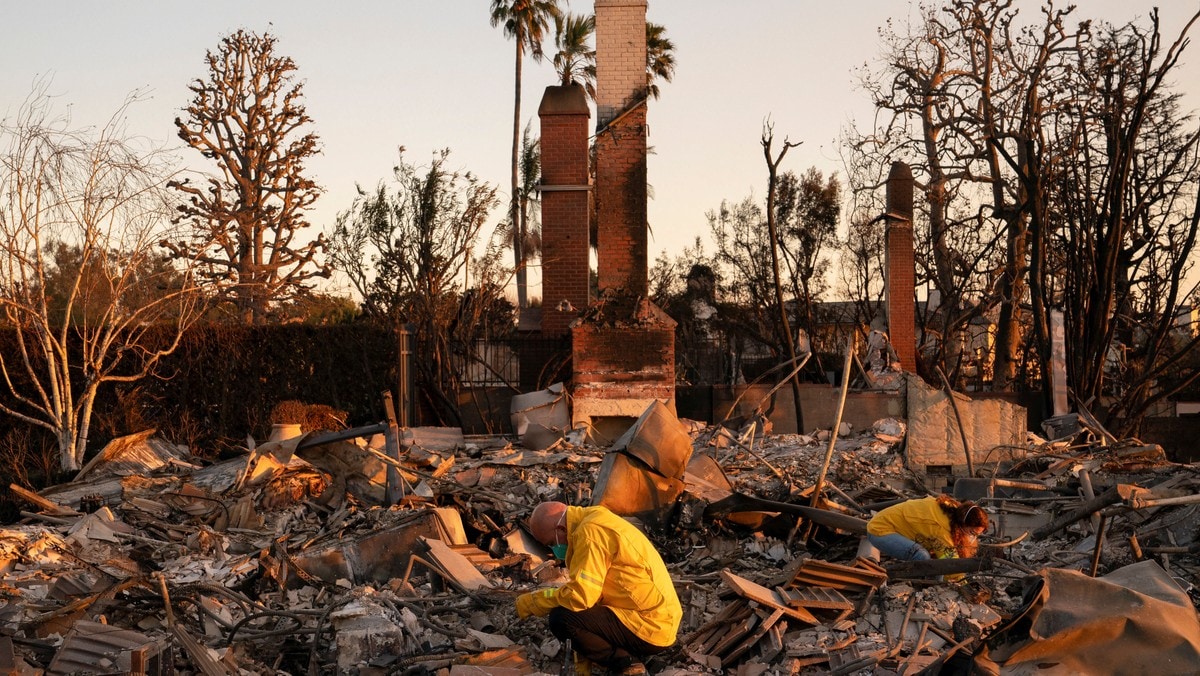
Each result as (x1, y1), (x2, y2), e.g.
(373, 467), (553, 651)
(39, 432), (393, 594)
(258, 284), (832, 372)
(1041, 413), (1081, 440)
(610, 399), (694, 479)
(468, 629), (516, 650)
(872, 418), (906, 443)
(401, 427), (466, 452)
(331, 599), (411, 671)
(296, 438), (389, 505)
(592, 452), (685, 527)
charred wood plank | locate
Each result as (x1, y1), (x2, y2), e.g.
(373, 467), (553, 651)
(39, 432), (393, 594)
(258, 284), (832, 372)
(722, 608), (785, 666)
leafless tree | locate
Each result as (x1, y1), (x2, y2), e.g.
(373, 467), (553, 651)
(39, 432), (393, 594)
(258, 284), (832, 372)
(834, 131), (889, 330)
(0, 88), (204, 471)
(1046, 10), (1200, 433)
(760, 123), (809, 426)
(854, 0), (1200, 433)
(168, 30), (328, 324)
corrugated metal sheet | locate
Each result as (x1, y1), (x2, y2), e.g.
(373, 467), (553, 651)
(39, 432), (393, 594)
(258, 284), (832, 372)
(76, 430), (192, 482)
(47, 620), (164, 675)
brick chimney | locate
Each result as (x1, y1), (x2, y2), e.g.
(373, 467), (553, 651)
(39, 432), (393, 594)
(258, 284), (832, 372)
(570, 0), (676, 439)
(885, 161), (917, 372)
(537, 84), (591, 337)
(594, 0), (648, 296)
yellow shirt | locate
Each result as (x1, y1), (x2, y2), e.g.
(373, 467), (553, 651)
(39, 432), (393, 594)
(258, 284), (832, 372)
(516, 505), (682, 647)
(867, 496), (956, 559)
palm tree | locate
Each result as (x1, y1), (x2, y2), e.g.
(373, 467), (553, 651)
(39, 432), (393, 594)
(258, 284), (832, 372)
(553, 13), (596, 100)
(516, 122), (542, 273)
(646, 22), (676, 100)
(490, 0), (562, 311)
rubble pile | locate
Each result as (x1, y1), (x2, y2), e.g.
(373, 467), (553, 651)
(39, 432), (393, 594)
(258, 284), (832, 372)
(2, 404), (1199, 675)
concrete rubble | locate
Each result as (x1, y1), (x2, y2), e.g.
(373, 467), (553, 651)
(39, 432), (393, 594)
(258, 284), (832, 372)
(2, 398), (1199, 675)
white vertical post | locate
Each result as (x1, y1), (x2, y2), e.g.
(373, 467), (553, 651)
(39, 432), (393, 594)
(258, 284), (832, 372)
(1050, 310), (1069, 416)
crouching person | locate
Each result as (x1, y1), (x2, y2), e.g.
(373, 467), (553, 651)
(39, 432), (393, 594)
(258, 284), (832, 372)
(867, 495), (989, 561)
(516, 501), (681, 676)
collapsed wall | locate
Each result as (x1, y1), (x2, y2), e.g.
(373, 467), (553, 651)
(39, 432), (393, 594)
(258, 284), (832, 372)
(905, 374), (1028, 476)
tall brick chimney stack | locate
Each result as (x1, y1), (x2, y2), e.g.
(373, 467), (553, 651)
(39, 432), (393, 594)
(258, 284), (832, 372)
(537, 84), (591, 337)
(594, 0), (649, 296)
(569, 0), (675, 439)
(885, 161), (917, 372)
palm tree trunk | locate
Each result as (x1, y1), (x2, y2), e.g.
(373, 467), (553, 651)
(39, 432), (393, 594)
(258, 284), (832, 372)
(511, 35), (528, 310)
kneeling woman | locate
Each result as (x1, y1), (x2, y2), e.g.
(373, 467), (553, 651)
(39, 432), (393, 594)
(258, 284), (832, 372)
(867, 495), (988, 561)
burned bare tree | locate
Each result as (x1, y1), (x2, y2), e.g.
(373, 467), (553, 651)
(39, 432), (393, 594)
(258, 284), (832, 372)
(1046, 11), (1200, 434)
(707, 197), (775, 349)
(852, 1), (1023, 382)
(761, 124), (806, 427)
(833, 135), (889, 331)
(168, 30), (328, 324)
(327, 149), (506, 426)
(0, 89), (204, 472)
(853, 0), (1200, 432)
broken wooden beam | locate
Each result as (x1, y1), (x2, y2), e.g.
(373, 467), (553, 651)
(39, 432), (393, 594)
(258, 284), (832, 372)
(719, 570), (819, 624)
(776, 586), (853, 611)
(721, 608), (785, 666)
(9, 483), (80, 517)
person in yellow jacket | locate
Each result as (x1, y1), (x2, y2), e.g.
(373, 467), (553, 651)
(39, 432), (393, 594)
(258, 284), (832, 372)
(866, 495), (988, 561)
(515, 501), (681, 676)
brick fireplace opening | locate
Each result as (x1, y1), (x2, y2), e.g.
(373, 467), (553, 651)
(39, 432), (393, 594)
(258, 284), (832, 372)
(571, 291), (676, 440)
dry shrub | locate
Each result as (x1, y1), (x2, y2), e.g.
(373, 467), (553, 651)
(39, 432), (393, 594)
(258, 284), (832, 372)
(0, 427), (59, 490)
(269, 400), (348, 433)
(157, 410), (215, 460)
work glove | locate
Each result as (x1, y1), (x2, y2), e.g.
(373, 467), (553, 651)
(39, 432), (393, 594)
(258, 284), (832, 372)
(515, 592), (537, 619)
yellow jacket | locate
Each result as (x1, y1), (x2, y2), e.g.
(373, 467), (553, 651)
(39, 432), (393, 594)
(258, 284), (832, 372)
(867, 496), (956, 559)
(515, 505), (681, 647)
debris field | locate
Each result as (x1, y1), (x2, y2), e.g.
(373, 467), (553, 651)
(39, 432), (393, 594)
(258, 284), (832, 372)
(2, 399), (1199, 675)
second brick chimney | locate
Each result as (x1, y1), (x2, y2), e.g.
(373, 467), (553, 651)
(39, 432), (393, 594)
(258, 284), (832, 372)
(885, 161), (917, 373)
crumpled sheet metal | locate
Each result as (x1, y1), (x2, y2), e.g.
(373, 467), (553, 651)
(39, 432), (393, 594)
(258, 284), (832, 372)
(975, 559), (1200, 675)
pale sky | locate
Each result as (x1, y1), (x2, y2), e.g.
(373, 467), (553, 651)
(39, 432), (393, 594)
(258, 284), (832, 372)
(2, 1), (1197, 301)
